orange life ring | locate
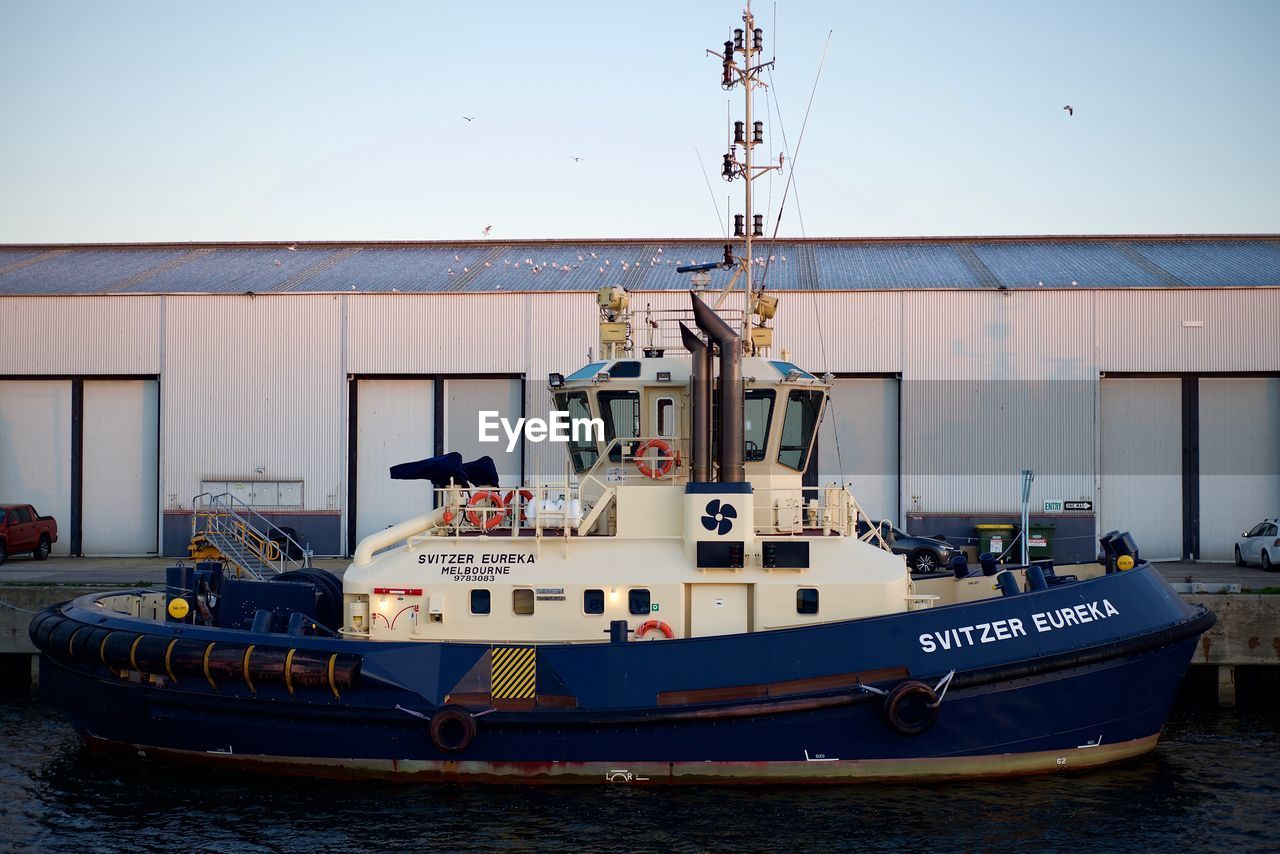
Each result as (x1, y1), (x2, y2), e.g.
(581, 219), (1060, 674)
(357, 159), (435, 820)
(502, 489), (535, 521)
(636, 619), (674, 640)
(634, 439), (675, 479)
(465, 490), (508, 530)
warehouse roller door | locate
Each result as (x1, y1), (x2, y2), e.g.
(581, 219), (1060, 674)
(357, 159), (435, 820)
(1100, 378), (1182, 560)
(82, 380), (159, 555)
(0, 381), (72, 556)
(443, 378), (523, 486)
(817, 378), (899, 524)
(354, 380), (434, 546)
(1199, 378), (1280, 561)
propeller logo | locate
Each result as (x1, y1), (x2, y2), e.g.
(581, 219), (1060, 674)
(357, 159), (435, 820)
(701, 499), (737, 535)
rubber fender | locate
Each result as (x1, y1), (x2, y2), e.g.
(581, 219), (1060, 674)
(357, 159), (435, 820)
(132, 634), (173, 673)
(883, 679), (941, 736)
(71, 626), (112, 661)
(28, 608), (64, 650)
(46, 618), (82, 660)
(101, 632), (142, 669)
(167, 639), (214, 678)
(429, 705), (477, 753)
(246, 646), (289, 685)
(205, 644), (251, 687)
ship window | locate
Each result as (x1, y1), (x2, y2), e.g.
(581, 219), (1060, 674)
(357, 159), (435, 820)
(553, 390), (599, 472)
(513, 588), (535, 616)
(743, 389), (775, 462)
(778, 389), (823, 471)
(797, 588), (819, 614)
(628, 588), (651, 616)
(598, 390), (640, 462)
(470, 589), (491, 615)
(770, 360), (815, 381)
(583, 588), (605, 615)
(656, 397), (675, 438)
(566, 362), (607, 382)
(609, 361), (642, 378)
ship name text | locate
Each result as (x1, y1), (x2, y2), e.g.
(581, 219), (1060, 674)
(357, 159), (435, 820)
(918, 599), (1120, 654)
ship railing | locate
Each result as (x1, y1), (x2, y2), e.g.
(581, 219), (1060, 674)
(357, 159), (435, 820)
(421, 481), (610, 540)
(635, 306), (748, 352)
(190, 492), (313, 578)
(752, 484), (892, 550)
(580, 435), (688, 488)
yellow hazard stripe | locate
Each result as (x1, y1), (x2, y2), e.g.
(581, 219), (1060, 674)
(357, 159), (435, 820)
(243, 645), (256, 693)
(284, 648), (296, 696)
(491, 647), (536, 699)
(203, 643), (216, 688)
(129, 636), (143, 671)
(164, 638), (179, 684)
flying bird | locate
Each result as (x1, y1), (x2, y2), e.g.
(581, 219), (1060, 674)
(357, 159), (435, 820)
(1063, 105), (1073, 116)
(462, 116), (476, 122)
(482, 225), (492, 236)
(569, 155), (584, 162)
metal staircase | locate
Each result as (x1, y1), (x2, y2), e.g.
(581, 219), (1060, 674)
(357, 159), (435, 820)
(189, 492), (312, 579)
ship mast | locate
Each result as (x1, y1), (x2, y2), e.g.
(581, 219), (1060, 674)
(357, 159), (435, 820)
(716, 2), (781, 348)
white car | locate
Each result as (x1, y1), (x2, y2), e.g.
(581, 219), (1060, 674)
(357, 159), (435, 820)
(1234, 519), (1279, 571)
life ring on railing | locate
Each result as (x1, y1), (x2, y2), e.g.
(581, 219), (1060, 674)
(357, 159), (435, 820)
(634, 439), (675, 479)
(636, 620), (675, 640)
(429, 705), (477, 752)
(465, 490), (507, 530)
(882, 679), (940, 736)
(502, 489), (535, 522)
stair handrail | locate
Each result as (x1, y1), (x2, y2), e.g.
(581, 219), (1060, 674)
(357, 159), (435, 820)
(191, 492), (313, 577)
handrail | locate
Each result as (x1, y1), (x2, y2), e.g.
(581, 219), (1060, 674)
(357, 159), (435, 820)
(191, 492), (313, 577)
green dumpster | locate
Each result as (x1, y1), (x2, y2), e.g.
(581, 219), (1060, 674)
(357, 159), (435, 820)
(1026, 523), (1056, 559)
(974, 523), (1016, 558)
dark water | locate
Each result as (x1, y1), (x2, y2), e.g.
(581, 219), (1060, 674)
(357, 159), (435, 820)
(0, 700), (1276, 853)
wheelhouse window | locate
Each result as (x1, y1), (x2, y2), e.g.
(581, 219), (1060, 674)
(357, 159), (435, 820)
(797, 588), (819, 615)
(513, 588), (535, 616)
(598, 390), (640, 462)
(470, 589), (491, 615)
(628, 588), (651, 616)
(656, 397), (675, 438)
(583, 589), (605, 615)
(743, 389), (775, 462)
(778, 389), (823, 471)
(608, 361), (642, 378)
(552, 390), (599, 472)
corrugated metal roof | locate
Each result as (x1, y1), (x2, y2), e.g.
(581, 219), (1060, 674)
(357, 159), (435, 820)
(0, 237), (1277, 295)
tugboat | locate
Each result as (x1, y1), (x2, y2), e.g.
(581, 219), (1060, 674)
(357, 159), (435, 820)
(32, 6), (1213, 783)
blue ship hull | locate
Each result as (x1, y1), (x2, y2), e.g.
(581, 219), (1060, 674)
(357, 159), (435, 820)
(32, 564), (1212, 783)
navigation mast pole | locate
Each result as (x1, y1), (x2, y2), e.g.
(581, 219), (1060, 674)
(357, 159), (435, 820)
(742, 4), (754, 341)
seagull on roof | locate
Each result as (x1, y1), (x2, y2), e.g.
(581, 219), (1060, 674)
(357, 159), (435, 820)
(286, 243), (297, 251)
(1063, 105), (1073, 116)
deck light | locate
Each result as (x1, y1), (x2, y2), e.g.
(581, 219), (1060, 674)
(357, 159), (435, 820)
(753, 28), (763, 52)
(734, 121), (745, 145)
(752, 214), (764, 237)
(548, 372), (564, 388)
(785, 370), (804, 382)
(722, 244), (734, 267)
(722, 151), (735, 179)
(734, 214), (745, 237)
(596, 372), (611, 383)
(721, 41), (734, 87)
(657, 371), (672, 382)
(734, 28), (744, 50)
(752, 120), (764, 145)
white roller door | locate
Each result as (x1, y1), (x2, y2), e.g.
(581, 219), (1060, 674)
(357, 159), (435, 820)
(0, 381), (72, 556)
(818, 378), (898, 524)
(82, 380), (159, 555)
(355, 380), (434, 545)
(1199, 378), (1280, 561)
(443, 378), (523, 486)
(1099, 378), (1182, 560)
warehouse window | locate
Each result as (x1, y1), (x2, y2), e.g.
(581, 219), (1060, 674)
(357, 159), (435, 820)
(513, 588), (535, 616)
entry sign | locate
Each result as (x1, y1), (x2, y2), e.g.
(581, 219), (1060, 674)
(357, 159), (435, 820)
(1044, 499), (1093, 512)
(1043, 500), (1064, 512)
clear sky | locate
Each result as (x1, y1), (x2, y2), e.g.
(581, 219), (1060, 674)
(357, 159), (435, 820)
(1, 0), (1277, 243)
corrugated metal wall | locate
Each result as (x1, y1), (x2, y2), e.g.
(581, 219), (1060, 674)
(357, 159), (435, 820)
(0, 296), (161, 374)
(900, 291), (1096, 514)
(2, 287), (1275, 553)
(161, 295), (344, 511)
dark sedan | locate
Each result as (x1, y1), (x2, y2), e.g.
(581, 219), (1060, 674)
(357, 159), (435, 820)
(857, 520), (965, 573)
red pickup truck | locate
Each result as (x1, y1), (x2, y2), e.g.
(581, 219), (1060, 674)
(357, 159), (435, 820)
(0, 504), (58, 564)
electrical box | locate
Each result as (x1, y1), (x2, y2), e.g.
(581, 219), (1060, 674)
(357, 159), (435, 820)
(697, 540), (745, 569)
(599, 322), (627, 343)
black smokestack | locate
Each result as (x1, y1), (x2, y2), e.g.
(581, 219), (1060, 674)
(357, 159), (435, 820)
(679, 323), (711, 483)
(691, 294), (743, 482)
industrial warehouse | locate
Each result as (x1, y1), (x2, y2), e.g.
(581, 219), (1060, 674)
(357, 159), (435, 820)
(1, 235), (1277, 564)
